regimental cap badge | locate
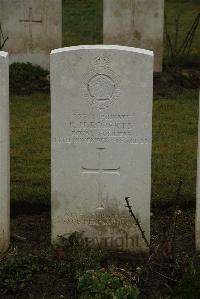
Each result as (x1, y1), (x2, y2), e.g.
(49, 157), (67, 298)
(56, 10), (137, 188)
(82, 56), (120, 110)
(88, 74), (115, 102)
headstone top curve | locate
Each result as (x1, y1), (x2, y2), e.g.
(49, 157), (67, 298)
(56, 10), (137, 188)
(51, 45), (154, 57)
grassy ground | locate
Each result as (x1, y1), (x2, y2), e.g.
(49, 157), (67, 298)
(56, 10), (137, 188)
(10, 94), (50, 207)
(62, 0), (103, 46)
(10, 0), (200, 208)
(164, 0), (200, 65)
(62, 0), (200, 65)
(10, 90), (199, 209)
(152, 90), (198, 207)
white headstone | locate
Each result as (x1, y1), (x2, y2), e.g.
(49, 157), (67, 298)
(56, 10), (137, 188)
(103, 0), (164, 72)
(196, 91), (200, 251)
(51, 45), (153, 252)
(0, 51), (9, 254)
(0, 0), (62, 70)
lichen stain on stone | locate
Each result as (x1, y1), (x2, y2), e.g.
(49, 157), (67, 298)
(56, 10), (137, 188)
(0, 229), (6, 253)
(52, 192), (62, 210)
(133, 30), (141, 41)
(120, 0), (132, 10)
(104, 34), (133, 46)
(154, 12), (159, 18)
(113, 9), (121, 18)
(146, 38), (162, 57)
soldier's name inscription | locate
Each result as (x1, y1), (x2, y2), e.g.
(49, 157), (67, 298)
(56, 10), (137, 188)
(53, 112), (149, 144)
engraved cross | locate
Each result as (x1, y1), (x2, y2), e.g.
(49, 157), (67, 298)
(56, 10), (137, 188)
(19, 8), (43, 47)
(81, 148), (120, 209)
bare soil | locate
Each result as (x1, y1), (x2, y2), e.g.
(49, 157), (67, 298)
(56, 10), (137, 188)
(154, 67), (200, 98)
(0, 208), (195, 299)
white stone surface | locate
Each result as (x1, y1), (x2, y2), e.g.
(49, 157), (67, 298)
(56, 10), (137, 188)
(0, 51), (10, 254)
(0, 0), (62, 70)
(51, 45), (153, 252)
(103, 0), (164, 72)
(196, 91), (200, 251)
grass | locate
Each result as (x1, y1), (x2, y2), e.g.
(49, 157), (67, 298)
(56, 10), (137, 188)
(164, 0), (200, 65)
(9, 0), (200, 209)
(152, 89), (199, 207)
(62, 0), (200, 65)
(62, 0), (103, 46)
(10, 90), (199, 208)
(10, 94), (50, 206)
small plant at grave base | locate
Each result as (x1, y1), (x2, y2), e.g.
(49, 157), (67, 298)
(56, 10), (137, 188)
(0, 255), (39, 292)
(77, 269), (139, 299)
(57, 233), (139, 298)
(57, 232), (103, 276)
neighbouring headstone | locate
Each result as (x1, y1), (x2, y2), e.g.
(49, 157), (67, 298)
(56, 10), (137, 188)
(0, 51), (9, 254)
(0, 0), (62, 70)
(103, 0), (164, 72)
(196, 91), (200, 251)
(51, 45), (153, 252)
